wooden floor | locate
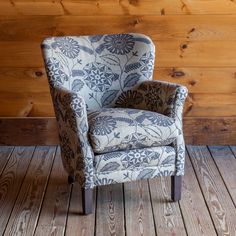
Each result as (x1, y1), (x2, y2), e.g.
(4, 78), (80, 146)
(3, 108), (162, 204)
(0, 146), (236, 235)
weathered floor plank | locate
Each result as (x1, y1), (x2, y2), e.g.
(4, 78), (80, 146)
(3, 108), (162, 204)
(34, 147), (71, 236)
(0, 145), (236, 236)
(0, 146), (14, 175)
(3, 146), (56, 236)
(208, 146), (236, 206)
(124, 180), (156, 236)
(180, 151), (217, 236)
(149, 177), (187, 236)
(96, 183), (125, 236)
(187, 145), (236, 235)
(65, 184), (96, 236)
(0, 146), (35, 235)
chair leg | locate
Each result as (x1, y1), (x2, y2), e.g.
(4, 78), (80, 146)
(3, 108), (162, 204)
(171, 176), (182, 202)
(68, 174), (75, 184)
(82, 188), (93, 215)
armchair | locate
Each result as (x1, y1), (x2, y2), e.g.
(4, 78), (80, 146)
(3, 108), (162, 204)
(41, 33), (188, 214)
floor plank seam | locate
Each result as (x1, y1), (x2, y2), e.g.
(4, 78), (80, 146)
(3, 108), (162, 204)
(178, 201), (188, 236)
(122, 183), (127, 236)
(147, 180), (158, 236)
(229, 146), (236, 159)
(64, 182), (74, 236)
(94, 187), (98, 236)
(186, 146), (218, 235)
(0, 146), (15, 178)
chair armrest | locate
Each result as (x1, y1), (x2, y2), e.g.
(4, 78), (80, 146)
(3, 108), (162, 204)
(51, 86), (94, 189)
(136, 80), (188, 120)
(136, 80), (188, 176)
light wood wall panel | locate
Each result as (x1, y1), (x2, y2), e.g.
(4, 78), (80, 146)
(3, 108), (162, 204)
(0, 1), (235, 130)
(2, 15), (236, 41)
(1, 0), (236, 16)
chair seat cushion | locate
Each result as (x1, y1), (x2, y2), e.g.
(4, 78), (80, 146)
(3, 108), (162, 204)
(93, 146), (176, 185)
(94, 146), (176, 173)
(88, 108), (178, 154)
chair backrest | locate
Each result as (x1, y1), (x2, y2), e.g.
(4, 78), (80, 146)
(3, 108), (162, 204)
(42, 33), (155, 112)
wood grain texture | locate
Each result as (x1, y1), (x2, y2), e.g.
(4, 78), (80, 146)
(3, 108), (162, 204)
(148, 177), (187, 235)
(96, 184), (125, 236)
(0, 0), (236, 139)
(3, 146), (56, 236)
(65, 184), (96, 236)
(157, 67), (236, 94)
(0, 118), (59, 145)
(2, 15), (236, 41)
(1, 0), (236, 15)
(0, 145), (236, 235)
(34, 147), (71, 236)
(180, 151), (217, 235)
(183, 117), (236, 145)
(124, 180), (155, 236)
(187, 145), (236, 235)
(0, 146), (14, 175)
(0, 146), (35, 235)
(208, 146), (236, 206)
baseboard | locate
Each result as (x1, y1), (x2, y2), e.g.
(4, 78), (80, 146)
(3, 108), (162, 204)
(0, 117), (236, 145)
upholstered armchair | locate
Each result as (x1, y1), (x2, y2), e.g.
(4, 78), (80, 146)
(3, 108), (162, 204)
(41, 33), (188, 214)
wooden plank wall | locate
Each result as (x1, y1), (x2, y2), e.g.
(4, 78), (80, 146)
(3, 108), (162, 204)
(0, 0), (236, 144)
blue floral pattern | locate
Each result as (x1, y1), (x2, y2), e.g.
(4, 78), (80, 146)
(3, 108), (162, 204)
(55, 37), (80, 58)
(90, 116), (117, 135)
(103, 34), (135, 55)
(83, 62), (115, 92)
(41, 33), (188, 190)
(94, 146), (176, 185)
(140, 52), (155, 79)
(46, 58), (68, 87)
(88, 108), (178, 153)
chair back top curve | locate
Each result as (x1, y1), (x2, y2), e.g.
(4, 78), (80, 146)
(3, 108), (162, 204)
(42, 33), (155, 112)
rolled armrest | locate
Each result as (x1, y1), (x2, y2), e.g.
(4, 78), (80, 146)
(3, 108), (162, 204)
(135, 81), (188, 176)
(51, 86), (94, 189)
(137, 80), (188, 120)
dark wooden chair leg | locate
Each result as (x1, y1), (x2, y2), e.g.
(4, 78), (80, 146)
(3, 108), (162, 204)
(82, 188), (93, 215)
(68, 174), (75, 184)
(171, 176), (182, 202)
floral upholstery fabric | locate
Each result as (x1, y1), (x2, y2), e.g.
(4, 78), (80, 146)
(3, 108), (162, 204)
(41, 33), (188, 189)
(42, 33), (155, 113)
(88, 108), (178, 153)
(94, 146), (176, 185)
(94, 146), (175, 172)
